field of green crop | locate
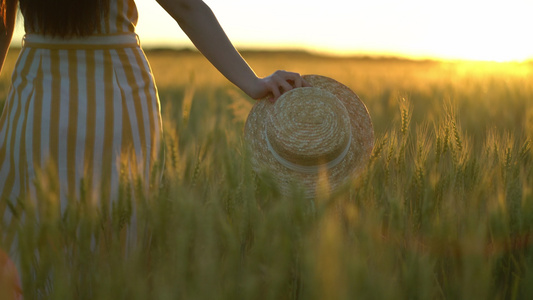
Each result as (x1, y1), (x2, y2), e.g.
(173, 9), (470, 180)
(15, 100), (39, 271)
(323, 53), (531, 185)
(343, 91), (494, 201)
(1, 48), (533, 299)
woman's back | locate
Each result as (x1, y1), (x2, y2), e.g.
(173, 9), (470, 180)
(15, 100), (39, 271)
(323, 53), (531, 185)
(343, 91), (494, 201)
(21, 0), (139, 36)
(0, 0), (162, 213)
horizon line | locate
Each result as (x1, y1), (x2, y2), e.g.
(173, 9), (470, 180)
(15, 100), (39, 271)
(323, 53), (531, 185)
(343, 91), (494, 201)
(7, 43), (532, 64)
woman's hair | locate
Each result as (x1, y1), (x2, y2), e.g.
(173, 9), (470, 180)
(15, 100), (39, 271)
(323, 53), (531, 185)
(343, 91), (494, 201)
(18, 0), (110, 37)
(0, 1), (6, 27)
(0, 0), (15, 28)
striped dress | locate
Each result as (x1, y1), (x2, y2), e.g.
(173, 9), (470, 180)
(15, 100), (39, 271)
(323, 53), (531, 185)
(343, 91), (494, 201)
(0, 0), (162, 232)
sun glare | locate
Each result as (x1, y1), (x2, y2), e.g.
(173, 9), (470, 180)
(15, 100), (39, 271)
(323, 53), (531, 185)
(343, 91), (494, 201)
(308, 0), (533, 62)
(422, 0), (533, 62)
(237, 0), (533, 63)
(9, 0), (528, 63)
(428, 35), (533, 63)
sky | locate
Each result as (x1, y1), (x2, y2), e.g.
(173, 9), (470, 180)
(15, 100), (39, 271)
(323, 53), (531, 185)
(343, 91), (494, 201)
(12, 0), (533, 62)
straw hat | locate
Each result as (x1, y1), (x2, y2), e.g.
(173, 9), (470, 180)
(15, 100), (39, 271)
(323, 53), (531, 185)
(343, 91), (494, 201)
(244, 74), (374, 198)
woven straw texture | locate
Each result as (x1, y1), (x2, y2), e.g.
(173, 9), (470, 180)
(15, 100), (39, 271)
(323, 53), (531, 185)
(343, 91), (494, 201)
(244, 74), (374, 198)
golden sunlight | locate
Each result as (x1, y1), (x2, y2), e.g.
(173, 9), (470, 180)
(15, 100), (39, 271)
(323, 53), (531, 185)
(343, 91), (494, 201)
(420, 0), (533, 62)
(9, 0), (528, 63)
(298, 0), (533, 62)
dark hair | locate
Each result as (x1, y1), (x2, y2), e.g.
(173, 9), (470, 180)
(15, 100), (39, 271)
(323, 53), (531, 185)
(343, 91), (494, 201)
(0, 0), (15, 29)
(0, 1), (5, 27)
(19, 0), (110, 37)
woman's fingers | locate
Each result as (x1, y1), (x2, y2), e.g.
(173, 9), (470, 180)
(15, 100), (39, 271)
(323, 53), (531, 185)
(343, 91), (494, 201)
(266, 80), (282, 101)
(249, 70), (311, 102)
(264, 70), (311, 102)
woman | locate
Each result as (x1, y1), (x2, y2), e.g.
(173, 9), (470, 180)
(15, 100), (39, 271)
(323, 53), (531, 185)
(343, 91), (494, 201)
(0, 0), (308, 211)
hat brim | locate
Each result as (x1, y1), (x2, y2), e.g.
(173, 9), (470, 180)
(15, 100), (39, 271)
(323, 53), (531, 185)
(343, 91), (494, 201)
(244, 74), (374, 198)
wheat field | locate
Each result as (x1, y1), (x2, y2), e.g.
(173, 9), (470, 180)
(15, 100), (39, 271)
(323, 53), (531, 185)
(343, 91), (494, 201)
(1, 48), (533, 299)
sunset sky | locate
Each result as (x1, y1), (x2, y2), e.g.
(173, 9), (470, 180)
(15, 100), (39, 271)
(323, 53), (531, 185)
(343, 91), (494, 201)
(12, 0), (533, 62)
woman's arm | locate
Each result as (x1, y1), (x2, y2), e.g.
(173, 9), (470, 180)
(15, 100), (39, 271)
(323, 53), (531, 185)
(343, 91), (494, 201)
(155, 0), (308, 101)
(0, 0), (17, 75)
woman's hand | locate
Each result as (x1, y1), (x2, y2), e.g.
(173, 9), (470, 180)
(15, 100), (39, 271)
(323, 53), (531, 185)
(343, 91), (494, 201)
(156, 0), (310, 102)
(246, 70), (311, 102)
